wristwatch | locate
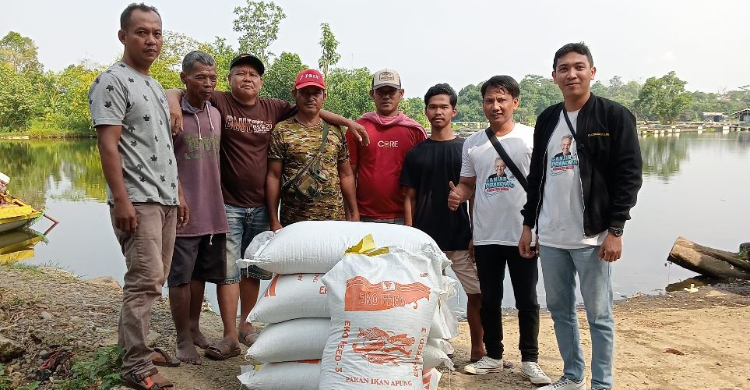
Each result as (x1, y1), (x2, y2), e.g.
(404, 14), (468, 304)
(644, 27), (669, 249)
(608, 227), (624, 237)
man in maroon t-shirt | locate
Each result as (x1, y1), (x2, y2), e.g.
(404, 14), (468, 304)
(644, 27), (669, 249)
(345, 69), (426, 224)
(168, 54), (367, 357)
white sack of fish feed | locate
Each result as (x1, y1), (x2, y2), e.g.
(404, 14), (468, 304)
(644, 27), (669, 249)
(245, 318), (330, 363)
(248, 273), (329, 324)
(238, 221), (450, 274)
(429, 276), (460, 340)
(421, 368), (442, 390)
(319, 247), (443, 390)
(238, 360), (320, 390)
(423, 338), (454, 371)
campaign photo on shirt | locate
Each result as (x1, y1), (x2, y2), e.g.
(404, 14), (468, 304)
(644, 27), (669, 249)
(549, 134), (579, 177)
(461, 123), (533, 246)
(484, 157), (516, 196)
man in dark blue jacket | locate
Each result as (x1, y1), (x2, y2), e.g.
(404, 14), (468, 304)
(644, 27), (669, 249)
(518, 42), (643, 390)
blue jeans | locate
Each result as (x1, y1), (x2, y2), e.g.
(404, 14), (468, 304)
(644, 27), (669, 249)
(221, 204), (272, 284)
(540, 245), (614, 389)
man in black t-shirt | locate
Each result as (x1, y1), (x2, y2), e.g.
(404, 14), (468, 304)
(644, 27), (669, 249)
(400, 83), (484, 362)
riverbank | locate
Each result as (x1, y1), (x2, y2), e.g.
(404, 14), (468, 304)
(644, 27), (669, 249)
(0, 128), (94, 140)
(1, 264), (749, 390)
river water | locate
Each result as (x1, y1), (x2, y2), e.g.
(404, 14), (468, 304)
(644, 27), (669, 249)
(1, 132), (749, 313)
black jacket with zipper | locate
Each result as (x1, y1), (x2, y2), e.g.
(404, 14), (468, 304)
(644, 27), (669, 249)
(521, 93), (643, 236)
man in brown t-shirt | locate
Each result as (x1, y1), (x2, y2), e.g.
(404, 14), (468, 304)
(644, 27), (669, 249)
(168, 53), (368, 357)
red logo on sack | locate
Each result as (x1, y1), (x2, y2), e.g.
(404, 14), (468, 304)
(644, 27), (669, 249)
(351, 327), (415, 366)
(265, 274), (281, 297)
(344, 276), (430, 311)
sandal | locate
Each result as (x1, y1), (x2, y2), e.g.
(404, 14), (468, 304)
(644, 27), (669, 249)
(152, 347), (181, 367)
(121, 367), (174, 390)
(205, 339), (242, 360)
(238, 329), (259, 347)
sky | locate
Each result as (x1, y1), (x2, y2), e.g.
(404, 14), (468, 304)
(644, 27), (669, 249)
(1, 0), (747, 98)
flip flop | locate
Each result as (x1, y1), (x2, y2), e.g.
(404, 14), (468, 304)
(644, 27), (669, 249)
(205, 339), (242, 360)
(238, 329), (259, 347)
(152, 347), (181, 367)
(121, 367), (174, 390)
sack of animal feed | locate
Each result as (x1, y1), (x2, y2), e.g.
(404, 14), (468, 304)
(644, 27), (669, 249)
(429, 276), (459, 340)
(238, 360), (320, 390)
(423, 338), (454, 371)
(246, 318), (330, 363)
(319, 246), (443, 390)
(238, 221), (450, 274)
(421, 368), (442, 390)
(248, 273), (329, 324)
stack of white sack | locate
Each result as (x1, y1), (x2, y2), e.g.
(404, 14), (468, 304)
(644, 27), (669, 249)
(236, 273), (329, 389)
(237, 222), (458, 390)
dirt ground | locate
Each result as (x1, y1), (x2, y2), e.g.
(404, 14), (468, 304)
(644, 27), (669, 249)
(1, 265), (749, 390)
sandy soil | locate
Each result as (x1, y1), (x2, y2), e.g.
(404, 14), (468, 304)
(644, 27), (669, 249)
(1, 266), (749, 390)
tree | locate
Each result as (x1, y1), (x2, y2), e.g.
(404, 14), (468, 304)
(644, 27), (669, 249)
(45, 63), (101, 131)
(635, 71), (692, 124)
(199, 37), (238, 92)
(260, 52), (307, 103)
(0, 31), (42, 74)
(454, 83), (485, 123)
(318, 23), (340, 78)
(517, 75), (562, 124)
(233, 1), (286, 65)
(150, 31), (202, 89)
(324, 67), (375, 119)
(0, 62), (37, 129)
(400, 97), (428, 128)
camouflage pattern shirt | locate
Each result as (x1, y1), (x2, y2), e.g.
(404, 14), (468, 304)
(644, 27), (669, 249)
(268, 117), (349, 225)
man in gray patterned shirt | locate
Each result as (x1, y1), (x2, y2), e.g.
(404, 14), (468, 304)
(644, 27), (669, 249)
(88, 3), (186, 389)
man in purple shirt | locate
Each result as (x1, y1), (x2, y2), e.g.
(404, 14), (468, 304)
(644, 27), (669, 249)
(168, 51), (233, 364)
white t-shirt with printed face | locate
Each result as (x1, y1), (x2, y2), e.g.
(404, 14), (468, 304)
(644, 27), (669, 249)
(537, 110), (606, 249)
(461, 123), (534, 246)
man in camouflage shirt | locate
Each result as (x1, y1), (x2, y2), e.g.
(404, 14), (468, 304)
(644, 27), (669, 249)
(266, 69), (359, 228)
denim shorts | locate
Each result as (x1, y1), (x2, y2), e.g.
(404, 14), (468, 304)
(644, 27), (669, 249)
(219, 204), (273, 284)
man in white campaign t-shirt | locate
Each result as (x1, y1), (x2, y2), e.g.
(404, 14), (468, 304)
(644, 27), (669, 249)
(537, 116), (606, 249)
(448, 76), (551, 385)
(519, 43), (643, 390)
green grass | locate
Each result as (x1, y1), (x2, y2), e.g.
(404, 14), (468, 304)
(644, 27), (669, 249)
(0, 364), (11, 390)
(6, 263), (45, 276)
(0, 348), (122, 390)
(54, 346), (123, 390)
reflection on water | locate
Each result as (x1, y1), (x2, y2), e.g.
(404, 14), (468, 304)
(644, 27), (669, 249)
(1, 132), (749, 309)
(640, 134), (689, 181)
(0, 140), (105, 207)
(664, 276), (719, 293)
(0, 228), (47, 265)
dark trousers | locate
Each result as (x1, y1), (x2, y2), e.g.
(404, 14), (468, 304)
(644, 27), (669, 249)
(474, 244), (540, 362)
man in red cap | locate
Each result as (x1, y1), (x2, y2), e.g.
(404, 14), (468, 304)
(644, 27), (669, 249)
(266, 69), (359, 228)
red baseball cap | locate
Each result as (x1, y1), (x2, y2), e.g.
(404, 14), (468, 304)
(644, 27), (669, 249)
(295, 69), (326, 90)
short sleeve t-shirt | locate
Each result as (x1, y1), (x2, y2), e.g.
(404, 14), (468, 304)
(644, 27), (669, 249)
(88, 61), (178, 206)
(210, 92), (296, 208)
(268, 118), (348, 226)
(346, 118), (426, 219)
(172, 97), (229, 237)
(461, 123), (533, 246)
(538, 110), (606, 249)
(400, 137), (472, 251)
